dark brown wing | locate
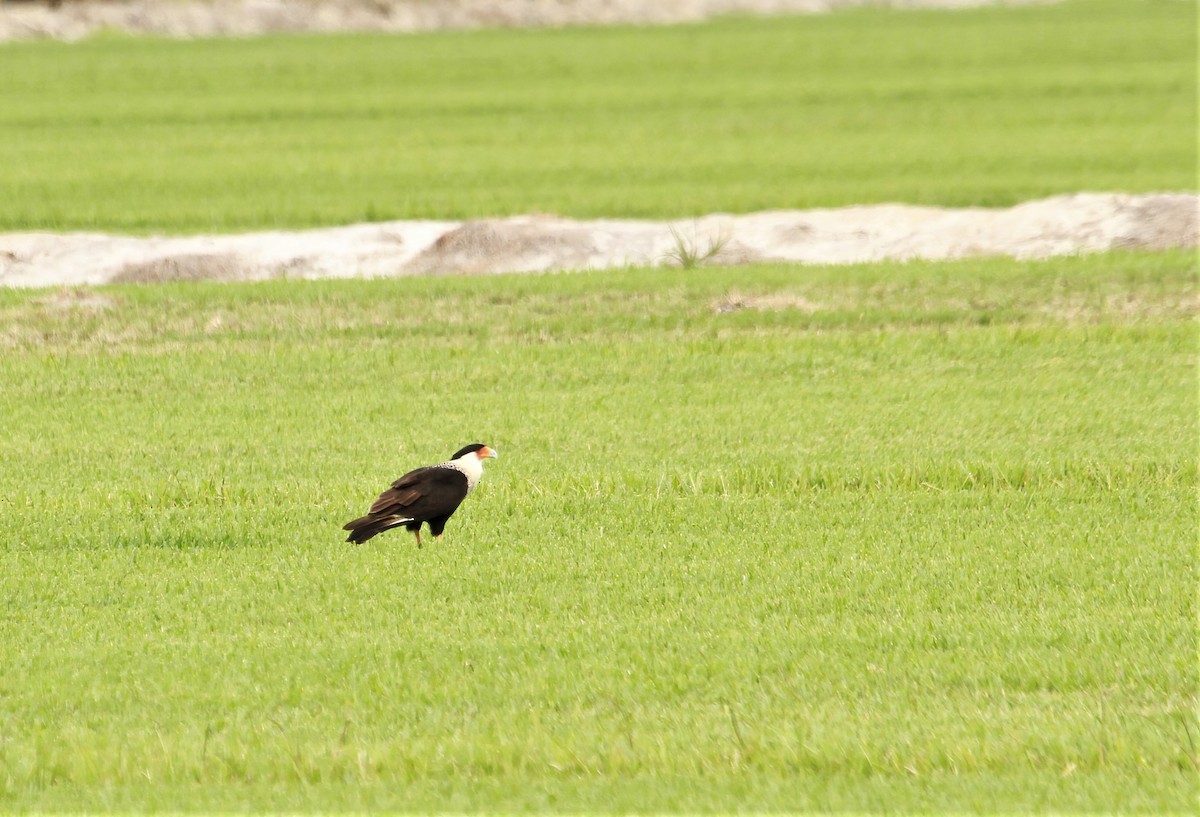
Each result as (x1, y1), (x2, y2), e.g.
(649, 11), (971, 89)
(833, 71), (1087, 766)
(365, 466), (469, 522)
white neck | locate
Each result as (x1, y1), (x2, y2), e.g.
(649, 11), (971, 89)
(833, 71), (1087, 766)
(447, 452), (485, 492)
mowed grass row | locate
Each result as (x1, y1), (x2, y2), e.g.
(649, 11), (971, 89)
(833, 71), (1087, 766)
(0, 251), (1196, 812)
(0, 0), (1195, 233)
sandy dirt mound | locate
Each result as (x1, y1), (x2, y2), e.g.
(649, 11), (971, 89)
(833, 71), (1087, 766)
(1, 193), (1195, 288)
(0, 0), (1059, 41)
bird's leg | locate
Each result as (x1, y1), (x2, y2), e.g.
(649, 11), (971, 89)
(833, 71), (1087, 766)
(414, 529), (423, 548)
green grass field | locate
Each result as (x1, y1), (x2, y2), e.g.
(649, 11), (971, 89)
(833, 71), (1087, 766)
(1, 0), (1196, 811)
(0, 252), (1195, 812)
(0, 0), (1195, 233)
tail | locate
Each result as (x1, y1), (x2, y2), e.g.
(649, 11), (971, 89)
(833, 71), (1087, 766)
(342, 514), (412, 544)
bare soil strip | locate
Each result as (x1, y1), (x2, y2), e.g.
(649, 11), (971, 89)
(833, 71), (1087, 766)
(2, 192), (1194, 288)
(0, 0), (1059, 42)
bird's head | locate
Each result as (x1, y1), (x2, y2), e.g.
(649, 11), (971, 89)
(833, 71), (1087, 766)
(452, 443), (498, 462)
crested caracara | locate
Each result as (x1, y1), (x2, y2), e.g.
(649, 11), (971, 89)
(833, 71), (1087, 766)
(343, 443), (498, 546)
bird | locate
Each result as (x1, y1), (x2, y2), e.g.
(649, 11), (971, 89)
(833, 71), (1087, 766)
(343, 443), (498, 546)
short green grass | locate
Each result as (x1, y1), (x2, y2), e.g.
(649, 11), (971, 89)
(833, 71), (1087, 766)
(0, 0), (1195, 233)
(0, 251), (1195, 812)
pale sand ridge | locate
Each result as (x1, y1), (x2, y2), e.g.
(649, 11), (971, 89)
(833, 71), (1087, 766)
(0, 0), (1061, 42)
(2, 193), (1195, 288)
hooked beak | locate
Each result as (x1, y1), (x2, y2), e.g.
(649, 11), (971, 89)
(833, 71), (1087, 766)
(482, 446), (498, 460)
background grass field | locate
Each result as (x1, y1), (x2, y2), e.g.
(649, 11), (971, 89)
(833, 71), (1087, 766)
(0, 0), (1195, 233)
(0, 252), (1196, 812)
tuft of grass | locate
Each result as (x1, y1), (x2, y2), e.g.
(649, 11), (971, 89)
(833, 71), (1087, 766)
(661, 223), (733, 269)
(0, 0), (1194, 233)
(0, 250), (1195, 812)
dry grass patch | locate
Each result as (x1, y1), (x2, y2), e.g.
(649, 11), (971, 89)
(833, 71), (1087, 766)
(1040, 292), (1199, 324)
(712, 291), (821, 314)
(32, 287), (117, 311)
